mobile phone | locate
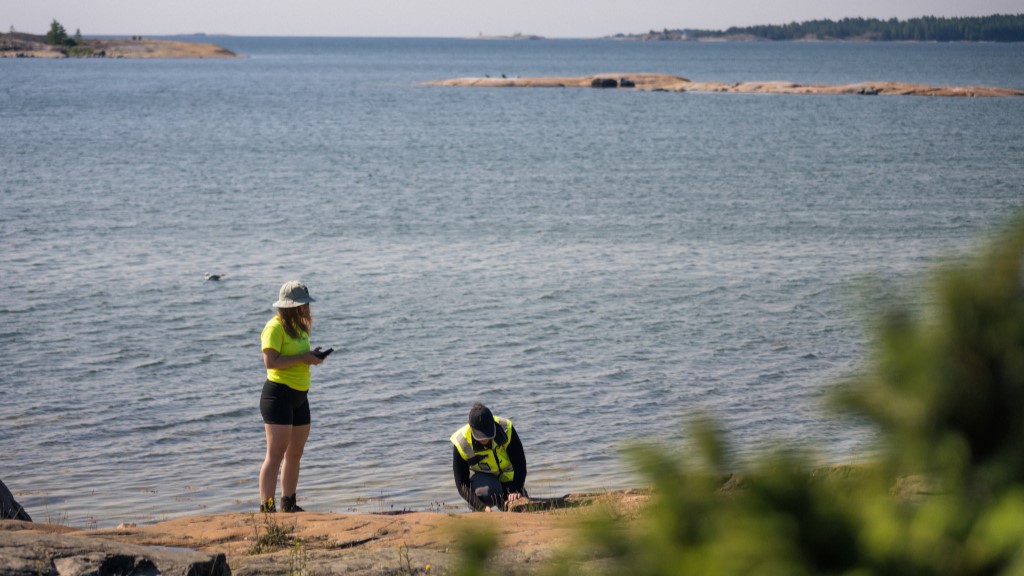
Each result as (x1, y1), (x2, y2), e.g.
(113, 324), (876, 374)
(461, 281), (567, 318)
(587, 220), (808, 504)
(313, 348), (334, 359)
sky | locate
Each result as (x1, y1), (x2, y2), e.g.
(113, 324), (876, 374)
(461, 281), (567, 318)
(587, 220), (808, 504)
(5, 0), (1023, 38)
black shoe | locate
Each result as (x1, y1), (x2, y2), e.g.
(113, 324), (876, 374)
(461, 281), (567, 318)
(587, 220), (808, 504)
(260, 497), (276, 513)
(281, 494), (304, 513)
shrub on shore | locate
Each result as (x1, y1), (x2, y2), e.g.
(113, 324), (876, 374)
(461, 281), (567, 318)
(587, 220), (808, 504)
(458, 216), (1024, 575)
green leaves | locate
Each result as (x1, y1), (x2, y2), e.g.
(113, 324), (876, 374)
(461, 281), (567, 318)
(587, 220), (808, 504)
(565, 217), (1024, 575)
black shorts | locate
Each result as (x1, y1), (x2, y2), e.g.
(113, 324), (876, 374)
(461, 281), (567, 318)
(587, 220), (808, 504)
(260, 380), (311, 426)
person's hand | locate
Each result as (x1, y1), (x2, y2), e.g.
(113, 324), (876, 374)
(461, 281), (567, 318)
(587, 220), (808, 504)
(307, 349), (324, 365)
(483, 506), (493, 512)
(506, 492), (522, 505)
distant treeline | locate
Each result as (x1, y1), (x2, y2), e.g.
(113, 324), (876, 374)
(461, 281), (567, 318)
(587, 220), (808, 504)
(619, 14), (1024, 42)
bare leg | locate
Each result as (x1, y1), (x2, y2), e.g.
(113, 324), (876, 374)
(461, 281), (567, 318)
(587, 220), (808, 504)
(281, 424), (310, 497)
(259, 424), (294, 503)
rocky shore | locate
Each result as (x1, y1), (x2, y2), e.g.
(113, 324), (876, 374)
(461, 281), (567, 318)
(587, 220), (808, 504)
(0, 33), (238, 59)
(0, 491), (650, 575)
(424, 73), (1024, 97)
(1, 466), (937, 575)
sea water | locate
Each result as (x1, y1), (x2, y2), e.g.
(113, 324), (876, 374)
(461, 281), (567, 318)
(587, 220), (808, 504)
(1, 38), (1022, 527)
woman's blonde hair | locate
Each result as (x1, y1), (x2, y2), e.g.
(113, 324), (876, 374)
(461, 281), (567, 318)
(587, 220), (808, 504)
(278, 304), (312, 339)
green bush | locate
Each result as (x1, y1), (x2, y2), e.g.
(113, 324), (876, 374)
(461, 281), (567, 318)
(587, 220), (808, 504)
(461, 216), (1024, 575)
(67, 46), (94, 57)
(594, 216), (1024, 575)
(838, 218), (1024, 491)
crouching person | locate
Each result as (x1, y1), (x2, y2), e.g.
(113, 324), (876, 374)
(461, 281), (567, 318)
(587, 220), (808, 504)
(450, 403), (527, 512)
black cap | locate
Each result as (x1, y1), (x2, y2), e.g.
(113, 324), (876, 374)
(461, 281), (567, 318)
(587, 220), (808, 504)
(469, 403), (496, 441)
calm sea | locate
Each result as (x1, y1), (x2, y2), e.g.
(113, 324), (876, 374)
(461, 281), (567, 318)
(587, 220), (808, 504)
(2, 37), (1022, 528)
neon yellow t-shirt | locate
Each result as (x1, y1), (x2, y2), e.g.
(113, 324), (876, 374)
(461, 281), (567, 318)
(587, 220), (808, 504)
(260, 315), (311, 391)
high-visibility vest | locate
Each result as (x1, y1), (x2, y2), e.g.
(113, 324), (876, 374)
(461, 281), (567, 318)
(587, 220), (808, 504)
(450, 417), (515, 483)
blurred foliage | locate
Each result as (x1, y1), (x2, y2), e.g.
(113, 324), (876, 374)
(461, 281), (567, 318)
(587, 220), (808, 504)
(451, 527), (500, 576)
(457, 217), (1024, 574)
(838, 219), (1024, 492)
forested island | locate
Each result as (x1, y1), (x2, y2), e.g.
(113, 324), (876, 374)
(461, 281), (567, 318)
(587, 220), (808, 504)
(613, 14), (1024, 42)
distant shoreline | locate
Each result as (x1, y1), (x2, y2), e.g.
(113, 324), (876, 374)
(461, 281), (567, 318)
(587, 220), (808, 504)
(0, 32), (239, 59)
(608, 34), (1023, 43)
(469, 32), (545, 41)
(608, 14), (1024, 43)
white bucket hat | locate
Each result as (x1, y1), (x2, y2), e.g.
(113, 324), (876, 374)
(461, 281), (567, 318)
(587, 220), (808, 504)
(273, 280), (315, 308)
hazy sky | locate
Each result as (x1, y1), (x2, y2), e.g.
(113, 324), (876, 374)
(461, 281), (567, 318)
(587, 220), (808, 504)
(6, 0), (1023, 38)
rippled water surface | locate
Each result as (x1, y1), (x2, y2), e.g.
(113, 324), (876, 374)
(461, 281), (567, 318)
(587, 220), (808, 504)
(2, 38), (1023, 527)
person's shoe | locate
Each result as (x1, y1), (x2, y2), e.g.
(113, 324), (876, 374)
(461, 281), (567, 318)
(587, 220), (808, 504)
(281, 494), (305, 513)
(260, 497), (276, 513)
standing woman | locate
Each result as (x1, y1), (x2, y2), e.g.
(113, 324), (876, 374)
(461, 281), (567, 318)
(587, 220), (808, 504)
(258, 280), (326, 513)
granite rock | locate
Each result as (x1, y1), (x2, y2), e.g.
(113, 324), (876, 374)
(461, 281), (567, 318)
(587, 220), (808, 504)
(425, 73), (1024, 97)
(0, 524), (230, 576)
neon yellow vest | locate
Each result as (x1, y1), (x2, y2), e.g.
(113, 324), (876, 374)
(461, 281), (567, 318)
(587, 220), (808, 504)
(450, 417), (515, 483)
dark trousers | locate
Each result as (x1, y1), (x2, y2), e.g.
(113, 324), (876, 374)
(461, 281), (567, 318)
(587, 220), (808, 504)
(470, 472), (527, 508)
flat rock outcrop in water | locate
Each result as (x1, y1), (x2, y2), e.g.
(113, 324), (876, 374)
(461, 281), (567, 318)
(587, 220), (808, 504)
(424, 73), (1024, 97)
